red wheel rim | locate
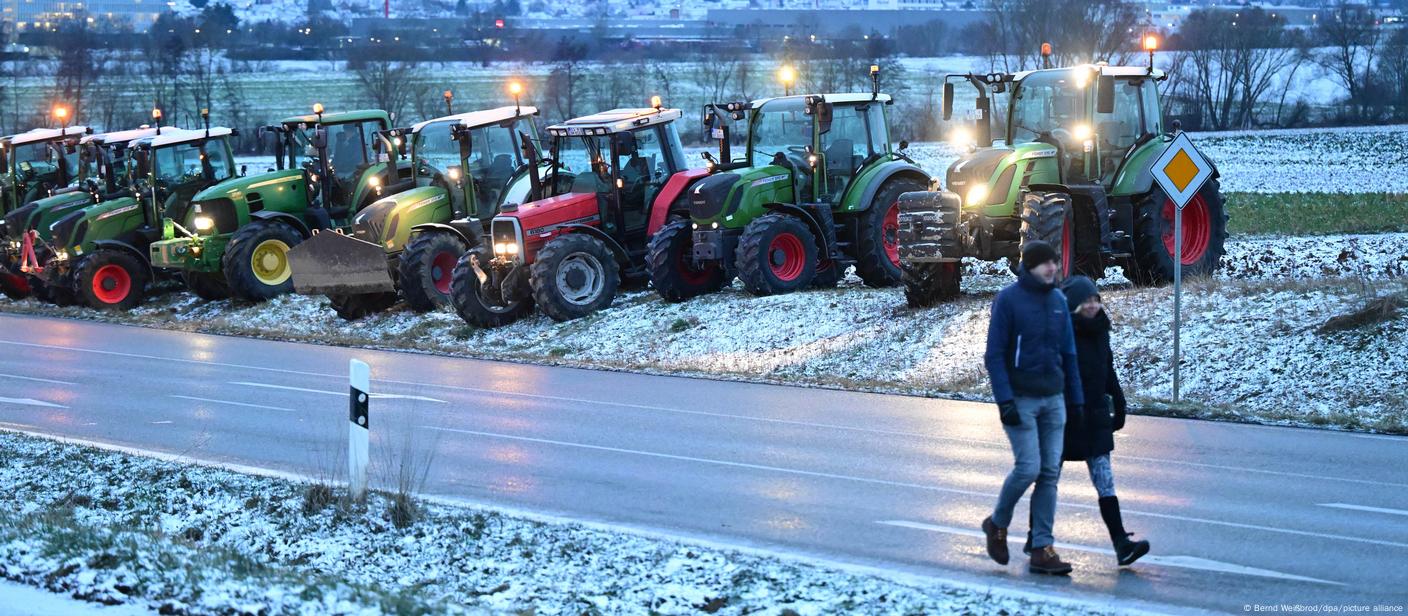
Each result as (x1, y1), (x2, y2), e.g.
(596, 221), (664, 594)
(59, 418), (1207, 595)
(431, 250), (458, 295)
(882, 201), (900, 266)
(91, 264), (131, 304)
(768, 232), (806, 282)
(1162, 194), (1212, 265)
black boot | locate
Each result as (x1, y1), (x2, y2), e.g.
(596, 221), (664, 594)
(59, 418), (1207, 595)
(1099, 496), (1149, 566)
(1022, 509), (1033, 555)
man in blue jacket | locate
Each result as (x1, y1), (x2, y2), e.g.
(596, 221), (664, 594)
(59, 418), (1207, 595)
(980, 240), (1082, 575)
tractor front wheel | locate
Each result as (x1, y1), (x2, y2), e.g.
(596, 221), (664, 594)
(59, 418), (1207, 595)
(736, 213), (816, 296)
(329, 292), (399, 320)
(1019, 191), (1075, 280)
(854, 177), (927, 287)
(1124, 180), (1227, 285)
(449, 248), (533, 328)
(399, 231), (468, 312)
(903, 262), (962, 308)
(530, 233), (621, 322)
(182, 270), (230, 301)
(647, 219), (728, 303)
(75, 249), (148, 311)
(223, 221), (302, 302)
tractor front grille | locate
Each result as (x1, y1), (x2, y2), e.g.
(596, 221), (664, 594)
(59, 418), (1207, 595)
(192, 198), (239, 234)
(687, 172), (740, 221)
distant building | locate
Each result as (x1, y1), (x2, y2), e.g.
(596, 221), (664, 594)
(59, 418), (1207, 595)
(2, 0), (164, 34)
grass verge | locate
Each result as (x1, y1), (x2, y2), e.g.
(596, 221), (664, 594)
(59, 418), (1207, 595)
(1226, 192), (1408, 236)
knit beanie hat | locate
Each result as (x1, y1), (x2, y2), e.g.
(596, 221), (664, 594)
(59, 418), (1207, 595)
(1060, 275), (1100, 312)
(1020, 240), (1058, 271)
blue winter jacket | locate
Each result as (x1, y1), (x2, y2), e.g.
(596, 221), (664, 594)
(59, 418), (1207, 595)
(984, 266), (1084, 405)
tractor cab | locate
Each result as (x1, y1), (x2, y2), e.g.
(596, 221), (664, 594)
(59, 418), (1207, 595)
(452, 105), (710, 326)
(284, 109), (395, 224)
(1, 126), (89, 216)
(744, 93), (897, 206)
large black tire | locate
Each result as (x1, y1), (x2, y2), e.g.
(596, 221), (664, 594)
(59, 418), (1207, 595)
(182, 270), (230, 301)
(1019, 191), (1075, 279)
(1123, 179), (1228, 285)
(736, 213), (816, 296)
(328, 292), (399, 320)
(32, 277), (77, 307)
(223, 220), (303, 302)
(74, 249), (148, 311)
(854, 176), (927, 288)
(398, 231), (468, 312)
(529, 233), (621, 322)
(810, 260), (843, 289)
(0, 271), (31, 300)
(646, 219), (728, 303)
(449, 248), (533, 328)
(903, 262), (962, 308)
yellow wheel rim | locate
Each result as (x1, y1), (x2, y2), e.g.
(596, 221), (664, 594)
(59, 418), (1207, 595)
(250, 239), (292, 286)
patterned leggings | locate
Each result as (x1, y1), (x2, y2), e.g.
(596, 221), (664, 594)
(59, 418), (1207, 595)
(1085, 453), (1117, 498)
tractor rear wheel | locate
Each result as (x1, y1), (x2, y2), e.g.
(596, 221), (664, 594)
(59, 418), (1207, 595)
(449, 248), (533, 328)
(1124, 179), (1227, 285)
(736, 213), (816, 296)
(854, 177), (927, 287)
(810, 260), (843, 288)
(399, 231), (468, 312)
(1019, 191), (1075, 280)
(647, 219), (728, 302)
(0, 269), (31, 300)
(224, 221), (302, 302)
(182, 270), (230, 301)
(75, 249), (148, 311)
(329, 292), (399, 320)
(903, 262), (962, 308)
(530, 233), (621, 322)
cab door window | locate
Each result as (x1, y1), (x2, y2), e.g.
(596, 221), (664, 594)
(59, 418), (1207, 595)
(615, 126), (668, 232)
(819, 105), (872, 201)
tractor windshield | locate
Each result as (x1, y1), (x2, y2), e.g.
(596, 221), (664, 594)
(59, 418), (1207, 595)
(11, 140), (56, 174)
(1007, 69), (1089, 145)
(749, 98), (812, 165)
(290, 120), (378, 182)
(152, 141), (232, 186)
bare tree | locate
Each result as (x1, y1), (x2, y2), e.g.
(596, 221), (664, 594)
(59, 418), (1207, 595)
(1316, 4), (1383, 119)
(982, 0), (1141, 72)
(353, 61), (421, 123)
(53, 20), (101, 121)
(1168, 8), (1297, 130)
(543, 39), (587, 121)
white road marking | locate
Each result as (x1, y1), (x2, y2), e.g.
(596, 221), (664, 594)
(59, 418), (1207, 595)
(169, 395), (293, 412)
(0, 396), (65, 409)
(150, 420), (173, 425)
(0, 372), (76, 386)
(1319, 503), (1408, 517)
(877, 520), (1344, 586)
(0, 335), (1400, 488)
(228, 381), (446, 403)
(424, 425), (1408, 549)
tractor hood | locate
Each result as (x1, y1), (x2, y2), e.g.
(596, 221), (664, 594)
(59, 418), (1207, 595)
(50, 196), (141, 251)
(191, 168), (303, 204)
(1, 190), (92, 240)
(945, 146), (1013, 194)
(349, 185), (450, 246)
(688, 164), (792, 226)
(184, 169), (306, 233)
(497, 192), (600, 238)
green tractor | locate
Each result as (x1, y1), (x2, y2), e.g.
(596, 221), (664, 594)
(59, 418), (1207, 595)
(1, 126), (172, 302)
(897, 59), (1227, 306)
(36, 125), (240, 310)
(149, 106), (407, 302)
(0, 126), (89, 218)
(647, 70), (930, 301)
(286, 105), (541, 320)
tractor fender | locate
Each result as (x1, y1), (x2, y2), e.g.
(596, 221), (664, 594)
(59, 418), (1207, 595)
(251, 210), (311, 238)
(410, 221), (484, 248)
(849, 161), (931, 212)
(647, 168), (710, 236)
(90, 239), (155, 280)
(1026, 183), (1070, 195)
(762, 202), (829, 254)
(558, 223), (631, 268)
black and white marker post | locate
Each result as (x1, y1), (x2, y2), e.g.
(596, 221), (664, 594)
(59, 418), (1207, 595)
(348, 359), (370, 501)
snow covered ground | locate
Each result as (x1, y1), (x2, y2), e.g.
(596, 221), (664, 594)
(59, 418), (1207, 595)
(0, 431), (1120, 615)
(892, 124), (1408, 194)
(3, 232), (1404, 434)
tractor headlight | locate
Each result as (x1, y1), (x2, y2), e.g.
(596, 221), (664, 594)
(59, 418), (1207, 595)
(368, 175), (381, 188)
(54, 249), (69, 262)
(965, 185), (990, 207)
(7, 240), (18, 251)
(193, 216), (215, 232)
(493, 242), (507, 255)
(505, 242), (518, 255)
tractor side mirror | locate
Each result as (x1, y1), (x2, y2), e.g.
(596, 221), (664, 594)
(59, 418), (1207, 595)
(1096, 75), (1116, 115)
(241, 164), (247, 177)
(310, 126), (328, 149)
(899, 139), (909, 151)
(815, 101), (833, 135)
(942, 82), (955, 121)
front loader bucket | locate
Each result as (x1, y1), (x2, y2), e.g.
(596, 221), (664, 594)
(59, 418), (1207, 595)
(288, 230), (396, 296)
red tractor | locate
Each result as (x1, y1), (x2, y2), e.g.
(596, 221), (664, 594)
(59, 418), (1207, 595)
(449, 105), (709, 327)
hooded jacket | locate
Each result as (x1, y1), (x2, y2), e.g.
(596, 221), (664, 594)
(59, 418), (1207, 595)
(984, 266), (1083, 406)
(1062, 310), (1128, 461)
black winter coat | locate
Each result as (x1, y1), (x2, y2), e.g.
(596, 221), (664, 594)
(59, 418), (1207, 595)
(1062, 310), (1128, 461)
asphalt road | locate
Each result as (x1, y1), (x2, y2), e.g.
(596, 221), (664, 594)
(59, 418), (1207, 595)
(1, 312), (1405, 614)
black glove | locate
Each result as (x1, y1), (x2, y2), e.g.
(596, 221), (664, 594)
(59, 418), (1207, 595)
(998, 400), (1021, 426)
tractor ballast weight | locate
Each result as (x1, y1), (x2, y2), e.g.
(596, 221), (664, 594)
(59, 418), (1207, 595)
(898, 62), (1227, 307)
(286, 106), (542, 319)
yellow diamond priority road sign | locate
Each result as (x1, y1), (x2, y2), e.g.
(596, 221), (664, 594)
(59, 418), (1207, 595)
(1151, 132), (1212, 210)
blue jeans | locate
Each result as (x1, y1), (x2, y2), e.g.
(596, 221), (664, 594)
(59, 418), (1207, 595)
(992, 394), (1066, 549)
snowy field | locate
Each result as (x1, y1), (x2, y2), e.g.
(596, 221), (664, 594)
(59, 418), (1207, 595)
(885, 124), (1408, 195)
(4, 232), (1405, 434)
(0, 431), (1118, 616)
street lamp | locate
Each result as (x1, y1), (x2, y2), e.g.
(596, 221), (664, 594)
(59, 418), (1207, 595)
(778, 65), (796, 96)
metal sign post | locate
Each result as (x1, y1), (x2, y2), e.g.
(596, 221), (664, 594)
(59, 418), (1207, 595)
(1149, 132), (1212, 405)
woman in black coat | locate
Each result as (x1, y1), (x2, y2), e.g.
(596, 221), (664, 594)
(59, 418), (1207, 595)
(1059, 275), (1150, 567)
